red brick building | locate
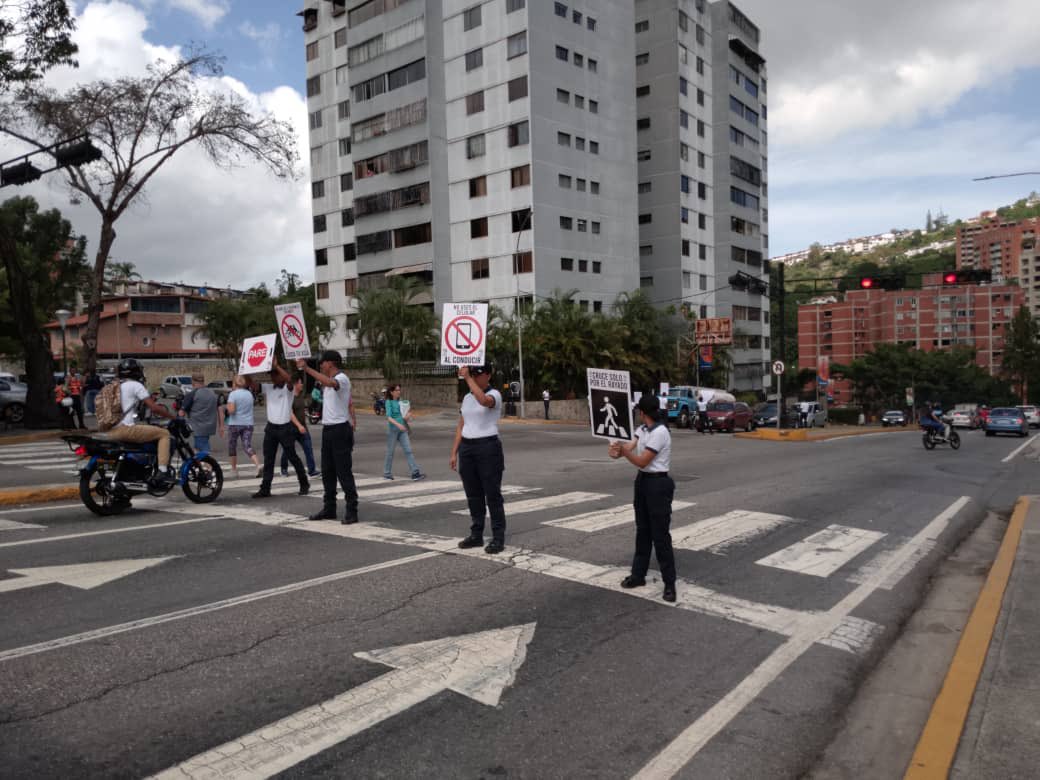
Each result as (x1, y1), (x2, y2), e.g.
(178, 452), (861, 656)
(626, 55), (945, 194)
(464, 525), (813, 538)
(798, 274), (1023, 405)
(957, 216), (1040, 317)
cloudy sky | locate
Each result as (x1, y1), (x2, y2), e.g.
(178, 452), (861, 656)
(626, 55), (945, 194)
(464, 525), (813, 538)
(3, 0), (1039, 288)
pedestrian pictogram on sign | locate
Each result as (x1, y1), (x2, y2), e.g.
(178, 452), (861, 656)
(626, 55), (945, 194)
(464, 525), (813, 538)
(441, 303), (488, 366)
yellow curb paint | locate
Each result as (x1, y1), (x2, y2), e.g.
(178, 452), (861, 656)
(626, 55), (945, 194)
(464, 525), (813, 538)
(0, 485), (79, 506)
(903, 496), (1030, 779)
(734, 428), (903, 443)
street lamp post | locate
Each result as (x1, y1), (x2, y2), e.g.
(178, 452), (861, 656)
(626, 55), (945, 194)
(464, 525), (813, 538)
(55, 308), (72, 379)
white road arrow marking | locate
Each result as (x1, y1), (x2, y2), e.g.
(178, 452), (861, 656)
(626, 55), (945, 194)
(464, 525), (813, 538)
(0, 557), (175, 593)
(152, 623), (537, 779)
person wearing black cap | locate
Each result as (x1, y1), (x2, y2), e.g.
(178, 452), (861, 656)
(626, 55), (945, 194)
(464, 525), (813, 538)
(297, 351), (359, 524)
(451, 365), (507, 554)
(609, 393), (677, 602)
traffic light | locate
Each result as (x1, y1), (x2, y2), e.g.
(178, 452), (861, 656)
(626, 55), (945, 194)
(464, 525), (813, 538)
(728, 270), (768, 295)
(53, 138), (103, 167)
(859, 277), (874, 289)
(856, 274), (904, 291)
(942, 269), (992, 285)
(0, 161), (43, 187)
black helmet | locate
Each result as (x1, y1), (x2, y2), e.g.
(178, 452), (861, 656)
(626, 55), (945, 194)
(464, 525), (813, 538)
(116, 358), (144, 380)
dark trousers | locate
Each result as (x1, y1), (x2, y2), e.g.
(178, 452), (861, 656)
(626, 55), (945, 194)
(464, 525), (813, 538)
(458, 437), (506, 542)
(261, 422), (307, 491)
(698, 410), (711, 434)
(321, 422), (358, 516)
(543, 400), (550, 419)
(281, 429), (317, 474)
(71, 395), (85, 429)
(631, 473), (676, 586)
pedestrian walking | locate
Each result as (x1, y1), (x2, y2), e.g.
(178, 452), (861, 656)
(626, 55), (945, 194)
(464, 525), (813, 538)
(542, 388), (551, 420)
(451, 365), (507, 554)
(221, 375), (262, 480)
(180, 373), (218, 453)
(280, 374), (319, 477)
(609, 394), (677, 603)
(254, 359), (309, 499)
(696, 393), (712, 435)
(84, 370), (103, 415)
(68, 369), (86, 429)
(54, 379), (74, 429)
(383, 382), (425, 481)
(297, 351), (359, 524)
(799, 401), (809, 429)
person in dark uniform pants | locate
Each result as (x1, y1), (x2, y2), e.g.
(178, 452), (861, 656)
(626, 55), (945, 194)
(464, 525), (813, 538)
(253, 358), (309, 499)
(609, 393), (677, 602)
(451, 365), (507, 554)
(297, 351), (359, 524)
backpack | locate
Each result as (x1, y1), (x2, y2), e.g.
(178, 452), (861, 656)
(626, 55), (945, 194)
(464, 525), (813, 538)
(95, 381), (124, 431)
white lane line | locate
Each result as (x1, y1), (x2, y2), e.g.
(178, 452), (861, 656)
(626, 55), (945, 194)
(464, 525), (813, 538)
(0, 519), (45, 531)
(0, 517), (218, 549)
(0, 457), (79, 465)
(26, 463), (83, 471)
(672, 511), (796, 553)
(756, 524), (887, 578)
(359, 480), (460, 500)
(1001, 435), (1038, 463)
(630, 495), (971, 779)
(847, 538), (937, 590)
(0, 503), (82, 514)
(451, 491), (610, 516)
(378, 485), (538, 508)
(0, 551), (439, 663)
(544, 501), (696, 533)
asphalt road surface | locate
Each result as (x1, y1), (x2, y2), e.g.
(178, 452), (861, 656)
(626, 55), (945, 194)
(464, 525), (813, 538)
(0, 415), (1036, 778)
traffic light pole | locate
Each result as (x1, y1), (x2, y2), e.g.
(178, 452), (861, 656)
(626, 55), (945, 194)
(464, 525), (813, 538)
(777, 262), (786, 428)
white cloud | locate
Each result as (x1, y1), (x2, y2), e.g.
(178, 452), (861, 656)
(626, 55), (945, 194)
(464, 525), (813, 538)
(238, 21), (284, 69)
(1, 1), (312, 289)
(168, 0), (229, 29)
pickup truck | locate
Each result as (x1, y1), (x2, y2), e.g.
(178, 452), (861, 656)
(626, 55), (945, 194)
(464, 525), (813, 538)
(666, 386), (732, 428)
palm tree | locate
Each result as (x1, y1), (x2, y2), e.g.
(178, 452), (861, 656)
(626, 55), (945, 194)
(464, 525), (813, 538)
(356, 276), (437, 379)
(103, 261), (142, 293)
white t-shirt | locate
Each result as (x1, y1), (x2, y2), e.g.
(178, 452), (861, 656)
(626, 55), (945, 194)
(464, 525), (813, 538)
(461, 389), (502, 439)
(322, 372), (352, 425)
(696, 398), (707, 413)
(119, 380), (152, 427)
(266, 384), (294, 425)
(635, 423), (671, 473)
(542, 390), (550, 401)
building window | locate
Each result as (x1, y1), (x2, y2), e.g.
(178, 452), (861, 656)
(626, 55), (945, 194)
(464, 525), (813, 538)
(312, 180), (325, 198)
(700, 273), (708, 291)
(309, 110), (323, 130)
(344, 278), (357, 296)
(466, 90), (485, 114)
(316, 282), (329, 299)
(511, 164), (530, 187)
(465, 48), (483, 71)
(338, 100), (350, 121)
(589, 100), (598, 114)
(636, 52), (649, 66)
(637, 117), (651, 130)
(306, 41), (319, 61)
(512, 207), (532, 232)
(591, 221), (600, 234)
(507, 0), (525, 11)
(637, 84), (651, 97)
(559, 174), (572, 189)
(507, 31), (527, 58)
(513, 251), (533, 274)
(463, 5), (482, 31)
(470, 217), (489, 238)
(315, 248), (328, 266)
(588, 58), (597, 72)
(697, 88), (705, 106)
(681, 175), (691, 193)
(635, 20), (649, 33)
(334, 28), (347, 48)
(587, 17), (596, 30)
(573, 10), (582, 24)
(697, 181), (707, 199)
(699, 243), (708, 260)
(561, 257), (573, 271)
(469, 175), (487, 197)
(639, 181), (651, 194)
(679, 110), (689, 128)
(557, 88), (570, 105)
(577, 218), (587, 232)
(573, 52), (583, 67)
(575, 136), (585, 151)
(508, 76), (529, 101)
(576, 94), (585, 108)
(507, 120), (529, 147)
(683, 271), (691, 289)
(576, 178), (586, 191)
(590, 141), (599, 154)
(593, 261), (601, 273)
(306, 75), (321, 97)
(681, 239), (690, 256)
(466, 133), (485, 158)
(698, 212), (707, 229)
(590, 182), (600, 196)
(697, 119), (705, 137)
(556, 45), (568, 61)
(637, 148), (651, 161)
(639, 213), (652, 224)
(554, 2), (567, 17)
(394, 222), (432, 248)
(344, 243), (356, 260)
(593, 301), (602, 313)
(341, 173), (353, 191)
(314, 214), (327, 233)
(640, 275), (653, 288)
(681, 206), (689, 222)
(342, 208), (354, 227)
(557, 131), (571, 147)
(338, 138), (351, 156)
(560, 216), (573, 230)
(471, 257), (490, 279)
(578, 259), (588, 272)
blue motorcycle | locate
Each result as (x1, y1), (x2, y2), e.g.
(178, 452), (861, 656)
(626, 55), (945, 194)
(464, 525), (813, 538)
(64, 418), (223, 515)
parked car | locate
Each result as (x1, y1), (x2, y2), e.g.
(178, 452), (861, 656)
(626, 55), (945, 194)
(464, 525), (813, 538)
(159, 375), (193, 399)
(707, 400), (754, 432)
(795, 401), (827, 428)
(207, 380), (233, 404)
(752, 403), (779, 428)
(950, 409), (977, 429)
(1017, 405), (1040, 428)
(0, 379), (27, 424)
(984, 407), (1029, 437)
(881, 410), (908, 427)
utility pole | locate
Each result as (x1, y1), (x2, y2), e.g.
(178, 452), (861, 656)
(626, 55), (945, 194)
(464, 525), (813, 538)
(777, 261), (786, 425)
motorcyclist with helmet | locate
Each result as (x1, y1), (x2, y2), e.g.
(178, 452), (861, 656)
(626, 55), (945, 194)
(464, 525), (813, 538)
(921, 402), (950, 439)
(105, 358), (178, 486)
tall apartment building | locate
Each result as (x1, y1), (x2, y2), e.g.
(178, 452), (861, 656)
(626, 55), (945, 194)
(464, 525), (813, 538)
(958, 216), (1040, 317)
(301, 0), (769, 394)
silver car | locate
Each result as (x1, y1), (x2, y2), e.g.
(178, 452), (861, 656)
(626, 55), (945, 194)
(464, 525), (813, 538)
(0, 379), (27, 424)
(159, 375), (193, 399)
(1018, 405), (1040, 428)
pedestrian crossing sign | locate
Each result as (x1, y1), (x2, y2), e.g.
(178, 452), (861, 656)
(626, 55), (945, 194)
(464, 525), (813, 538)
(587, 368), (633, 441)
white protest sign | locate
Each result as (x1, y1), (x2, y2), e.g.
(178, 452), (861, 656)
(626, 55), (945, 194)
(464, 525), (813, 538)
(399, 400), (411, 418)
(238, 334), (277, 375)
(441, 302), (488, 366)
(275, 302), (311, 360)
(587, 368), (634, 441)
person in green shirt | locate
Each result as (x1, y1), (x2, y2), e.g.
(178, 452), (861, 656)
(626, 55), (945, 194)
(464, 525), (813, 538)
(383, 382), (424, 480)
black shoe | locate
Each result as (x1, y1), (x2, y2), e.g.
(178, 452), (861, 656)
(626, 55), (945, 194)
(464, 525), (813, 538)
(621, 576), (647, 589)
(308, 470), (321, 477)
(663, 585), (677, 603)
(308, 510), (335, 521)
(342, 511), (359, 525)
(280, 471), (289, 478)
(299, 482), (309, 496)
(252, 490), (272, 499)
(151, 469), (176, 488)
(458, 536), (483, 549)
(485, 540), (505, 554)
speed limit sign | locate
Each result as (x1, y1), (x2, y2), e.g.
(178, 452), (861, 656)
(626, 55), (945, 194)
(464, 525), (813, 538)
(772, 360), (785, 376)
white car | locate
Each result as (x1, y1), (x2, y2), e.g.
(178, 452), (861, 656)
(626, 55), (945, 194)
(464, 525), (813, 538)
(1018, 405), (1040, 428)
(949, 410), (975, 428)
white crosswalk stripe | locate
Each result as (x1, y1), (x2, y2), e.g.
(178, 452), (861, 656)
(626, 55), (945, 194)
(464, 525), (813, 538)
(377, 485), (538, 508)
(756, 524), (887, 578)
(358, 480), (459, 500)
(0, 518), (46, 531)
(544, 501), (696, 533)
(26, 463), (81, 471)
(452, 491), (610, 516)
(672, 510), (796, 552)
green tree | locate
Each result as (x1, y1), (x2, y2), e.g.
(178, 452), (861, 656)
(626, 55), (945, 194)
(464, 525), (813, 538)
(355, 276), (437, 380)
(1001, 306), (1040, 402)
(0, 0), (77, 94)
(0, 196), (88, 427)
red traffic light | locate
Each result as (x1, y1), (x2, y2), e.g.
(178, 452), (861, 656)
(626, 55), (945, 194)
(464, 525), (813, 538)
(943, 272), (958, 285)
(859, 277), (874, 289)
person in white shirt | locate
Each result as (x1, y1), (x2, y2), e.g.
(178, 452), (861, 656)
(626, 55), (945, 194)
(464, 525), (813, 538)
(609, 393), (677, 602)
(297, 350), (358, 524)
(104, 358), (177, 486)
(451, 365), (507, 554)
(542, 388), (551, 420)
(696, 394), (712, 435)
(253, 358), (309, 499)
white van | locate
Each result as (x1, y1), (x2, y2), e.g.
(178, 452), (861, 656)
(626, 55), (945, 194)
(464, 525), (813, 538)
(797, 401), (827, 428)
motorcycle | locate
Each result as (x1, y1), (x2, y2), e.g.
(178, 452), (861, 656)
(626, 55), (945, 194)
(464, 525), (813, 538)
(921, 424), (961, 451)
(63, 418), (223, 516)
(307, 403), (322, 425)
(373, 391), (386, 416)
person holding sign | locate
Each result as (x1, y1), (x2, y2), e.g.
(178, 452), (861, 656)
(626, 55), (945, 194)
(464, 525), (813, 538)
(253, 358), (309, 499)
(450, 365), (507, 554)
(608, 394), (677, 603)
(297, 351), (359, 524)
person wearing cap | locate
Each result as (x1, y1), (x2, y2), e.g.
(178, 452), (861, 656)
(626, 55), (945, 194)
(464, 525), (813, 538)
(451, 365), (507, 554)
(297, 351), (359, 524)
(180, 374), (218, 453)
(609, 393), (677, 603)
(253, 358), (309, 499)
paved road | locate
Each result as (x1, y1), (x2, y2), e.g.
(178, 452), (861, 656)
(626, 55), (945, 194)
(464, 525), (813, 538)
(0, 416), (1036, 778)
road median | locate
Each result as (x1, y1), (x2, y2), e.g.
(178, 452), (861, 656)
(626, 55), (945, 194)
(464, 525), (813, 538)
(0, 483), (79, 506)
(735, 426), (910, 442)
